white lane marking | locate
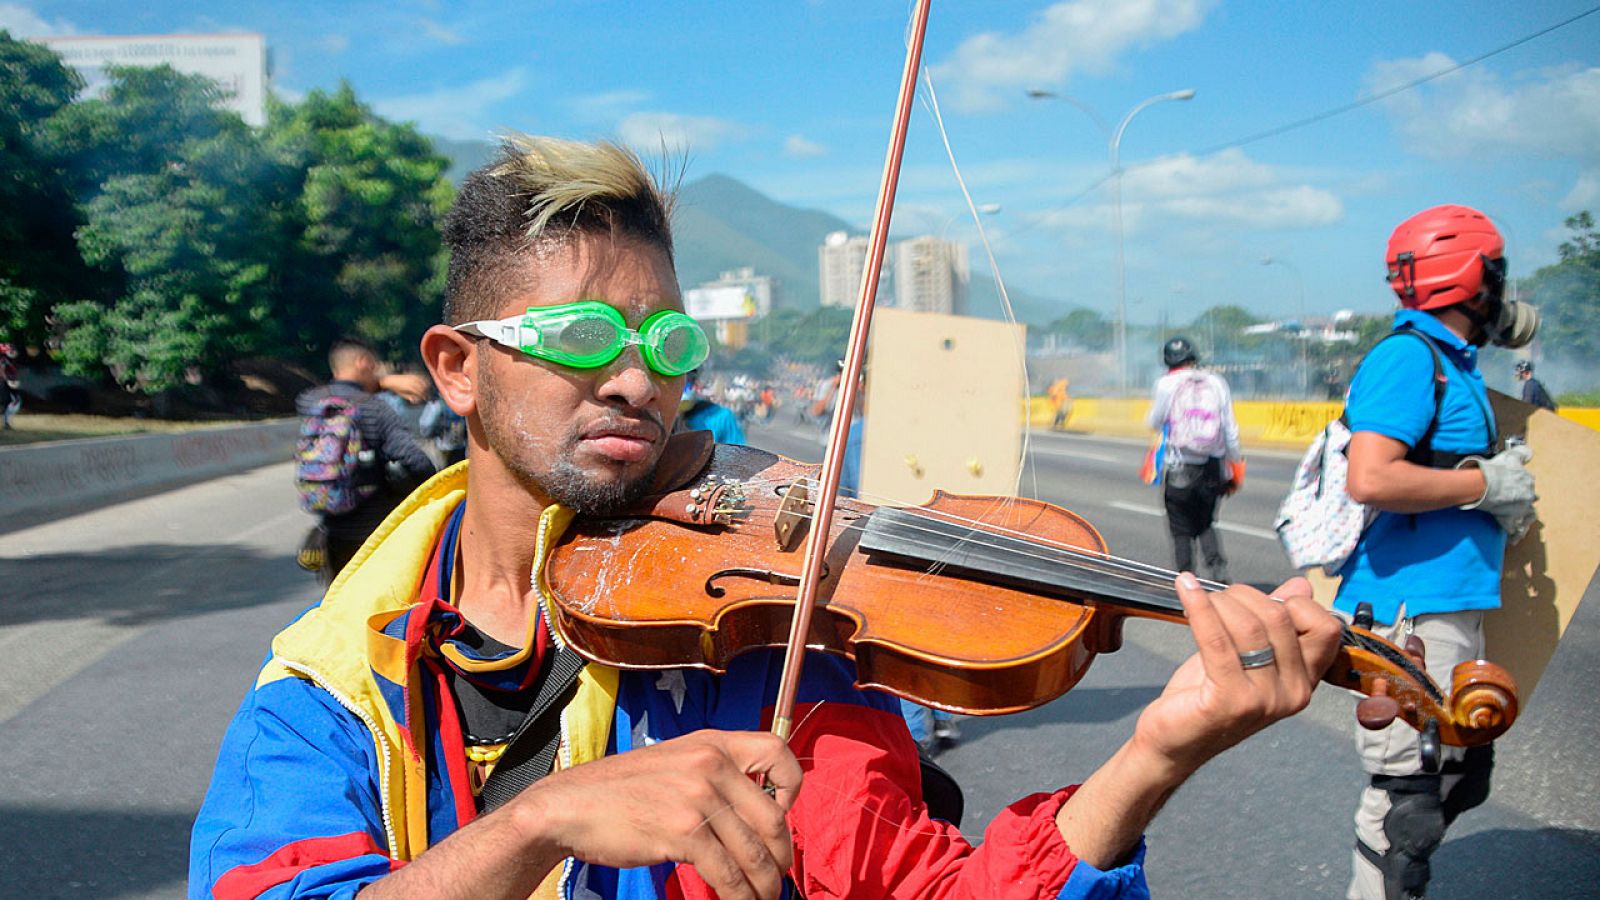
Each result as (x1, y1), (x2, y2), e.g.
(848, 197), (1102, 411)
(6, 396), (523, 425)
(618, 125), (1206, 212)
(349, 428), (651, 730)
(1107, 500), (1279, 541)
(1028, 446), (1123, 463)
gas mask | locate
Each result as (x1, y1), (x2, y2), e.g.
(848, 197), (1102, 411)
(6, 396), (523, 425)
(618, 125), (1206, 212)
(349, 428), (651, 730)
(1472, 256), (1539, 349)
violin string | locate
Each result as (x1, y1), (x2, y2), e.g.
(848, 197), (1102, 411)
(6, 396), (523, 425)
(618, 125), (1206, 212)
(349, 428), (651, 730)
(722, 474), (1224, 595)
(731, 477), (1213, 595)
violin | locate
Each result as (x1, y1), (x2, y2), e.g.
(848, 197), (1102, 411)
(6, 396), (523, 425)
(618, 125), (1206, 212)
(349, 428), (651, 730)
(542, 432), (1518, 771)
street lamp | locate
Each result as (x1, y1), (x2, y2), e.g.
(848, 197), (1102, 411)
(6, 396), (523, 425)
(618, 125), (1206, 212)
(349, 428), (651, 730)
(1030, 88), (1196, 394)
(1262, 256), (1309, 397)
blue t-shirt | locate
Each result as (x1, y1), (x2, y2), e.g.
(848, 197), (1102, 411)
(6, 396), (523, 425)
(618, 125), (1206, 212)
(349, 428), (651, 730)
(1332, 310), (1503, 625)
(682, 401), (746, 445)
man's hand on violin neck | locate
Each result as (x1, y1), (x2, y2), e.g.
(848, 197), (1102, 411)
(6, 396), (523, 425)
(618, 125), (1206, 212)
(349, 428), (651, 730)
(514, 730), (802, 900)
(1132, 575), (1342, 774)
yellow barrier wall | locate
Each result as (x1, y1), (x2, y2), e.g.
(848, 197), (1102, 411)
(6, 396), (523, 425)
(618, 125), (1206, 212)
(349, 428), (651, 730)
(1029, 397), (1600, 450)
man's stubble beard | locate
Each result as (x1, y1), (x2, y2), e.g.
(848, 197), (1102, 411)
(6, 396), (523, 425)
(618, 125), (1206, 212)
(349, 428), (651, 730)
(477, 358), (660, 516)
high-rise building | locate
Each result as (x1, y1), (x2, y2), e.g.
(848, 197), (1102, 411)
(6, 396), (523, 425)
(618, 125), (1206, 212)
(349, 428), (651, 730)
(890, 236), (969, 315)
(37, 33), (270, 127)
(818, 231), (872, 309)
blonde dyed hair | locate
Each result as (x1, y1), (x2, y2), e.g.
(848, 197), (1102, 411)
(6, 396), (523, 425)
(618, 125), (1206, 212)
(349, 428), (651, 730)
(442, 134), (678, 324)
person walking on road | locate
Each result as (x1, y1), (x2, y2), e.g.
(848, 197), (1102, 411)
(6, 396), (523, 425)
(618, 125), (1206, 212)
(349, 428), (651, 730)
(1147, 336), (1244, 583)
(0, 343), (21, 430)
(1513, 360), (1556, 412)
(1337, 204), (1540, 900)
(295, 337), (437, 584)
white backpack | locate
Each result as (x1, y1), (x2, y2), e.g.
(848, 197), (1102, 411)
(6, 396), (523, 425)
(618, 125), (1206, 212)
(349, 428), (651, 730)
(1274, 331), (1447, 574)
(1167, 372), (1227, 457)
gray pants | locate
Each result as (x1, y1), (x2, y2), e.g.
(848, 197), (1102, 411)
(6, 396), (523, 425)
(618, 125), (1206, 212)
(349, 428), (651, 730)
(1344, 607), (1485, 900)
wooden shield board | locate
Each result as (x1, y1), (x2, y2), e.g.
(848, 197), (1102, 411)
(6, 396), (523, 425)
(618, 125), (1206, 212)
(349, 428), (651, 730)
(1309, 389), (1600, 702)
(860, 308), (1027, 506)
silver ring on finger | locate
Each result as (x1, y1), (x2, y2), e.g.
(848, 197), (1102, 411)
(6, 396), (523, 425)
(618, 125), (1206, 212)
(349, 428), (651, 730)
(1237, 646), (1276, 670)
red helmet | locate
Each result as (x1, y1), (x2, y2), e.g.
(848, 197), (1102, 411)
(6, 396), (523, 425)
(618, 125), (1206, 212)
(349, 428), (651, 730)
(1385, 204), (1504, 310)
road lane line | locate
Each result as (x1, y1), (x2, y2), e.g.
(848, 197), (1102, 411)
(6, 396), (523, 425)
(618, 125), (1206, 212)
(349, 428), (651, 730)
(1028, 446), (1124, 463)
(1107, 500), (1280, 541)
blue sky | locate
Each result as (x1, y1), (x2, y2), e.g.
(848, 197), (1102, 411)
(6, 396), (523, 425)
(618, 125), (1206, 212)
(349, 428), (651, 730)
(7, 1), (1599, 328)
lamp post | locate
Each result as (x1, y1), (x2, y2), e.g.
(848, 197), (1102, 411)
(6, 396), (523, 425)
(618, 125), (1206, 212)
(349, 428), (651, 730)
(1262, 255), (1309, 397)
(1029, 88), (1196, 394)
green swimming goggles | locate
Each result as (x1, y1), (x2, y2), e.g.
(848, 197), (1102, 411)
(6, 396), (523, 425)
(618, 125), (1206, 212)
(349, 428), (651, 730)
(456, 301), (710, 377)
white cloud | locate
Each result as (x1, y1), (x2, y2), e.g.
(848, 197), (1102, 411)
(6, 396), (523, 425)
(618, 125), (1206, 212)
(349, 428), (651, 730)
(617, 112), (746, 153)
(373, 67), (528, 140)
(1033, 148), (1344, 233)
(784, 134), (827, 158)
(1563, 171), (1600, 210)
(0, 2), (75, 36)
(317, 33), (350, 55)
(930, 0), (1213, 112)
(417, 17), (466, 46)
(1368, 55), (1600, 162)
(569, 89), (652, 123)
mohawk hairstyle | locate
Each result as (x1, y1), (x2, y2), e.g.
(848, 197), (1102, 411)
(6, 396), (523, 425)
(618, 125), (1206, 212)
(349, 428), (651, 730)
(442, 135), (678, 325)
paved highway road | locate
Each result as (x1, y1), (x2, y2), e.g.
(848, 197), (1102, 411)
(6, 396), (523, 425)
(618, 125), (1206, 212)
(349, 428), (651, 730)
(1, 425), (1595, 897)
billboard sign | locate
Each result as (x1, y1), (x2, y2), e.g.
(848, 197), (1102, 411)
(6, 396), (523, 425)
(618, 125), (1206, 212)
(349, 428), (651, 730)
(685, 285), (761, 321)
(40, 34), (269, 127)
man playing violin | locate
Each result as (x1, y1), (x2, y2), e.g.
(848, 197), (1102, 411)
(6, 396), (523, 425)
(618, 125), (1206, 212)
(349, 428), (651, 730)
(190, 135), (1344, 899)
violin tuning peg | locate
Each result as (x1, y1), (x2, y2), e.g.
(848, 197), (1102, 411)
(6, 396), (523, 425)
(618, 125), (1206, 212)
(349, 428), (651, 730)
(1355, 678), (1400, 731)
(1353, 602), (1375, 631)
(1403, 635), (1426, 667)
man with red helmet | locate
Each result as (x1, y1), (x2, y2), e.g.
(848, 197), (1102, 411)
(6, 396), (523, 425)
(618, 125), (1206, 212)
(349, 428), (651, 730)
(1336, 204), (1539, 899)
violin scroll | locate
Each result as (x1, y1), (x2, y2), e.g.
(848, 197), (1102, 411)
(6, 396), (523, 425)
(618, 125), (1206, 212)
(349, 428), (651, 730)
(1331, 625), (1518, 749)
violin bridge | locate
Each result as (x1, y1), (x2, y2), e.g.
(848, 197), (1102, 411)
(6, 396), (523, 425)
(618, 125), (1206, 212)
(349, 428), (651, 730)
(774, 482), (813, 551)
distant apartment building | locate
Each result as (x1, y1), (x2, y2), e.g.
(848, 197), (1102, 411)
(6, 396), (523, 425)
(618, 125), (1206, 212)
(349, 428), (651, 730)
(890, 236), (968, 316)
(37, 33), (270, 127)
(684, 268), (775, 348)
(819, 231), (872, 309)
(818, 231), (968, 315)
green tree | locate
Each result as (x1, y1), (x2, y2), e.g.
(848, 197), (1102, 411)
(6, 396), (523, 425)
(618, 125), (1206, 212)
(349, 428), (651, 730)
(267, 84), (453, 363)
(0, 32), (87, 346)
(1522, 210), (1600, 368)
(55, 118), (298, 391)
(750, 306), (854, 365)
(1044, 308), (1112, 350)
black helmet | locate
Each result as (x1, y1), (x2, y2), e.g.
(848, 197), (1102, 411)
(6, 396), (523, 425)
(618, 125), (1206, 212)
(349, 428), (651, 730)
(1514, 360), (1533, 375)
(1162, 336), (1197, 368)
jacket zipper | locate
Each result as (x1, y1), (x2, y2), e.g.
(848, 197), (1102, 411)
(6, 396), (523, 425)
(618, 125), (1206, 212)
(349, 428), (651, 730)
(279, 659), (401, 857)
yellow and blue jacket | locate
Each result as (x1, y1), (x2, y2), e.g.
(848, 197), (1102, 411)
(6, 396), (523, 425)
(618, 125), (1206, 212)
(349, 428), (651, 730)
(189, 464), (1148, 899)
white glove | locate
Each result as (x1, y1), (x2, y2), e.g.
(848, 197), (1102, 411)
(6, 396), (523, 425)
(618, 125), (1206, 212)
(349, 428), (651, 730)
(1460, 444), (1537, 541)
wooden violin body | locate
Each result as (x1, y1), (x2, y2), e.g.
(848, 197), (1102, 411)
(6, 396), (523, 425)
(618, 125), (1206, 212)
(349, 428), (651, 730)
(544, 436), (1516, 750)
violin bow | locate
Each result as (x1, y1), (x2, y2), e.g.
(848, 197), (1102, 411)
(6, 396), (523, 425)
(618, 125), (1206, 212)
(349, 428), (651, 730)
(770, 0), (933, 742)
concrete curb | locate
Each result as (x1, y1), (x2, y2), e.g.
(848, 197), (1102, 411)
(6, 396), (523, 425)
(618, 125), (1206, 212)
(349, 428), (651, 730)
(0, 419), (299, 534)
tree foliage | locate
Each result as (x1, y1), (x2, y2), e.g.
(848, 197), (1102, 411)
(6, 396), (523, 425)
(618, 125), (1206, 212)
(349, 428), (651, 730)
(0, 35), (454, 395)
(1044, 308), (1112, 350)
(0, 32), (87, 346)
(1524, 210), (1600, 368)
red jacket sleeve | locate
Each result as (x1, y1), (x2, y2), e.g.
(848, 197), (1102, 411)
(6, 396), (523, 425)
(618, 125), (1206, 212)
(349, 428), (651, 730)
(776, 702), (1121, 899)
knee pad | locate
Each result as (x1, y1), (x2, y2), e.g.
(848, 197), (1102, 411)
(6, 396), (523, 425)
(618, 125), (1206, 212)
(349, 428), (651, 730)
(1358, 773), (1445, 898)
(1374, 773), (1446, 858)
(1442, 744), (1494, 826)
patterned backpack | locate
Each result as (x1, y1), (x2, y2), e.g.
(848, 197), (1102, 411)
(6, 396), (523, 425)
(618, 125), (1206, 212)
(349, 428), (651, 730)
(1167, 372), (1227, 457)
(295, 395), (377, 515)
(1274, 331), (1446, 574)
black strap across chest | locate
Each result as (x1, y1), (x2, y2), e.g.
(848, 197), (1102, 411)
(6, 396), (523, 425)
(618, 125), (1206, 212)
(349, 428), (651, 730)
(476, 644), (586, 813)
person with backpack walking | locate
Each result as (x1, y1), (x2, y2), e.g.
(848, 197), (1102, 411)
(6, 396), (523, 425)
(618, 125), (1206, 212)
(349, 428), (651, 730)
(1513, 360), (1557, 412)
(0, 343), (21, 430)
(295, 337), (437, 585)
(1147, 336), (1244, 583)
(1334, 205), (1540, 900)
